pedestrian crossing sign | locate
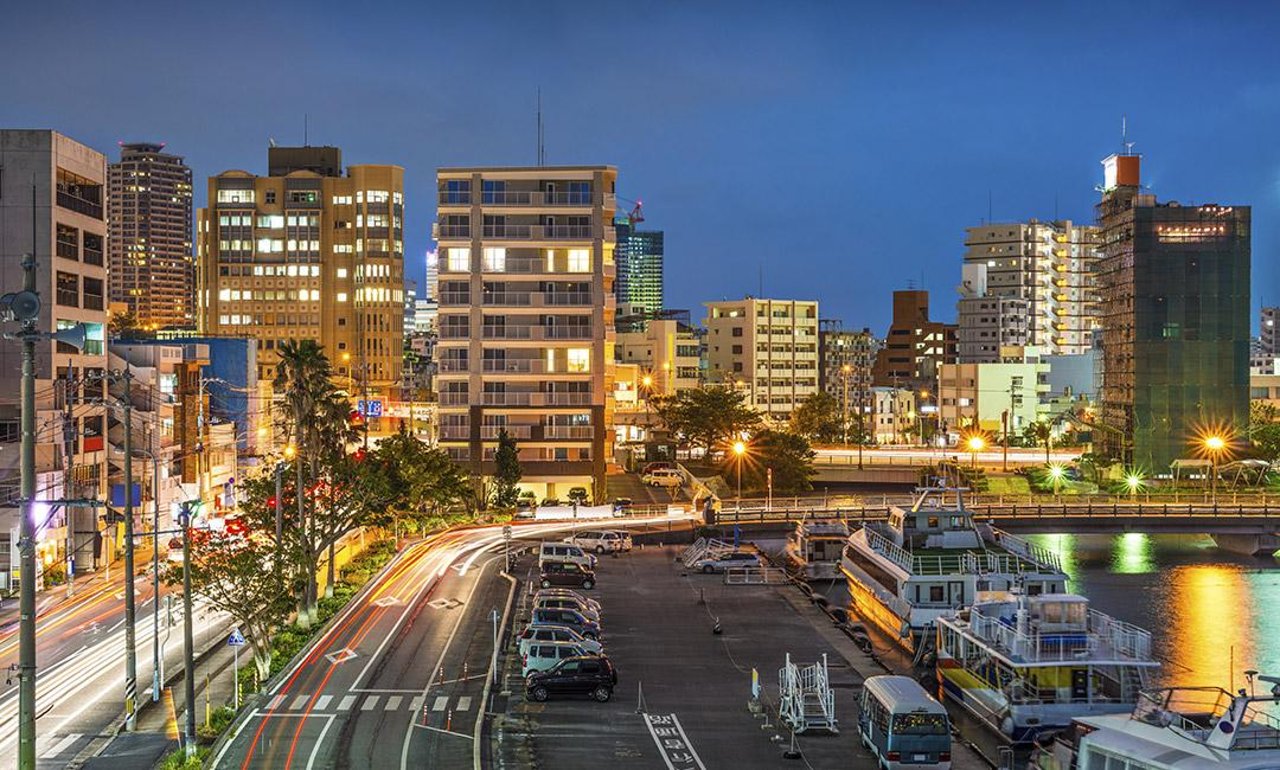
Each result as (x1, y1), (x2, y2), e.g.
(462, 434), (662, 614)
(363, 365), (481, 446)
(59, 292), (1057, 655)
(228, 628), (247, 647)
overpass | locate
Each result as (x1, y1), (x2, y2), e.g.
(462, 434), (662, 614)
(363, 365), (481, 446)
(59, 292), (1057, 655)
(705, 498), (1280, 556)
(809, 447), (1075, 484)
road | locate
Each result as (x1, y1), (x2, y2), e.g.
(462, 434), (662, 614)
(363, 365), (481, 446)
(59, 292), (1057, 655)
(814, 446), (1079, 465)
(0, 561), (229, 767)
(213, 516), (686, 770)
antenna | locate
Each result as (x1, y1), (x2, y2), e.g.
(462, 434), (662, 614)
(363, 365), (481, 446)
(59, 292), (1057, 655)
(1122, 115), (1135, 155)
(304, 113), (309, 147)
(536, 88), (545, 167)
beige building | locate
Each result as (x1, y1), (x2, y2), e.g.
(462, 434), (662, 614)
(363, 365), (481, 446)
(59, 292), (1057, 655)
(434, 166), (617, 499)
(196, 146), (405, 412)
(616, 318), (701, 396)
(704, 298), (819, 421)
(938, 361), (1049, 438)
(0, 130), (110, 579)
(870, 387), (916, 445)
(964, 219), (1099, 356)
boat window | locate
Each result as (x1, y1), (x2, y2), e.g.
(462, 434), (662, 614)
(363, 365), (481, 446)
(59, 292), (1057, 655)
(926, 516), (939, 528)
(1042, 602), (1061, 623)
(1027, 583), (1043, 596)
(949, 516), (965, 528)
(929, 585), (944, 602)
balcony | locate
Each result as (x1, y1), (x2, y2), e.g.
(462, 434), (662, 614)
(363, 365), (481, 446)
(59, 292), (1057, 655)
(439, 427), (469, 440)
(477, 225), (598, 241)
(434, 223), (471, 239)
(481, 392), (593, 407)
(482, 291), (592, 308)
(438, 292), (471, 305)
(482, 359), (547, 374)
(438, 327), (471, 339)
(481, 325), (592, 341)
(480, 425), (533, 440)
(439, 191), (610, 208)
(437, 360), (469, 373)
(57, 191), (103, 220)
(438, 392), (471, 406)
(543, 425), (594, 439)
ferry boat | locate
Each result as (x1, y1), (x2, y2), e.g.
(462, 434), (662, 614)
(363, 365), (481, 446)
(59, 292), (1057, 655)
(935, 591), (1159, 743)
(784, 519), (850, 581)
(840, 486), (1068, 653)
(1032, 673), (1280, 770)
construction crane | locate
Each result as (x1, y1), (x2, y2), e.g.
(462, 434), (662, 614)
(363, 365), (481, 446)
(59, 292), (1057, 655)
(618, 196), (644, 227)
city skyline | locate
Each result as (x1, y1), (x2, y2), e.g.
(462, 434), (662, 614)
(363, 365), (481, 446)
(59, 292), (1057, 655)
(4, 1), (1277, 332)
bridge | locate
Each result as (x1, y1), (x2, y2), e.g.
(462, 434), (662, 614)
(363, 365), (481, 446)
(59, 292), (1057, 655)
(699, 496), (1280, 556)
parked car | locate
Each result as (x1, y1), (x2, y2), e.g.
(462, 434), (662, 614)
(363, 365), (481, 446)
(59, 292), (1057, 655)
(538, 542), (596, 570)
(606, 530), (634, 552)
(531, 607), (601, 640)
(542, 497), (561, 507)
(641, 469), (683, 488)
(539, 561), (596, 590)
(565, 530), (628, 554)
(533, 595), (601, 623)
(533, 588), (601, 613)
(518, 624), (603, 657)
(526, 655), (618, 703)
(521, 641), (597, 678)
(641, 461), (673, 475)
(691, 550), (761, 574)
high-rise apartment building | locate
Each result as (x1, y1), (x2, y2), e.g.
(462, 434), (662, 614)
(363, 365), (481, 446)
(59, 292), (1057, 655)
(705, 297), (819, 421)
(108, 142), (194, 329)
(614, 219), (663, 332)
(1095, 152), (1251, 469)
(434, 166), (617, 498)
(196, 146), (405, 408)
(0, 130), (110, 576)
(818, 320), (878, 415)
(963, 219), (1099, 355)
(1261, 306), (1279, 358)
(872, 290), (957, 392)
(957, 263), (1029, 363)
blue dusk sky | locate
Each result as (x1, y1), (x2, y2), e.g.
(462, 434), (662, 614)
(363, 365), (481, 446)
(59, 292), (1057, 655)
(3, 0), (1277, 332)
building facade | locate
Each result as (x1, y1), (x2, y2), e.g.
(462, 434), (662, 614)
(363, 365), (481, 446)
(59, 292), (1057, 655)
(1261, 307), (1278, 358)
(615, 317), (702, 395)
(818, 320), (878, 419)
(956, 263), (1030, 363)
(614, 219), (663, 332)
(108, 142), (194, 330)
(704, 297), (819, 421)
(434, 166), (618, 498)
(196, 146), (405, 413)
(872, 290), (957, 392)
(869, 387), (916, 445)
(963, 218), (1099, 356)
(1095, 152), (1251, 470)
(938, 361), (1049, 438)
(0, 130), (111, 580)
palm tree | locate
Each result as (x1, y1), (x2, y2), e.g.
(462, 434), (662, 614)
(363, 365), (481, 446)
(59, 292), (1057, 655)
(1028, 420), (1054, 465)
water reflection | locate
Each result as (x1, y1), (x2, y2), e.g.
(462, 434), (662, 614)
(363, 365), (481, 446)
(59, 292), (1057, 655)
(1113, 533), (1154, 574)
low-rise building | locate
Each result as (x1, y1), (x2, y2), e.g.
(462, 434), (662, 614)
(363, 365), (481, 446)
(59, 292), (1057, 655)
(615, 316), (702, 396)
(869, 387), (916, 445)
(938, 361), (1049, 438)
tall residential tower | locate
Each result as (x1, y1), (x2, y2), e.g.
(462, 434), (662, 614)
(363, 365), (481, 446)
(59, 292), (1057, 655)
(614, 219), (663, 332)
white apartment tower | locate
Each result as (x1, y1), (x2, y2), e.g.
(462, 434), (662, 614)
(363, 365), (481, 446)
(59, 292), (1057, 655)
(434, 166), (617, 499)
(704, 297), (819, 421)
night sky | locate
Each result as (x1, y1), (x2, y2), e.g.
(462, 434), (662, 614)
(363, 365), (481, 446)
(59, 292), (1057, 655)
(4, 0), (1277, 332)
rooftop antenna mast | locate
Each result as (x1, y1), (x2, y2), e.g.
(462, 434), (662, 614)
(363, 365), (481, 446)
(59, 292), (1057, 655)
(304, 113), (308, 146)
(1122, 115), (1135, 155)
(536, 88), (546, 166)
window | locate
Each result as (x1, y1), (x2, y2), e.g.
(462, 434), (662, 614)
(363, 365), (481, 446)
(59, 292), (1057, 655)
(56, 224), (79, 259)
(567, 248), (589, 273)
(56, 272), (78, 307)
(447, 248), (470, 272)
(567, 349), (590, 373)
(366, 190), (390, 203)
(483, 247), (506, 272)
(82, 277), (104, 311)
(83, 233), (103, 265)
(337, 292), (348, 302)
(731, 344), (743, 355)
(731, 327), (743, 337)
(217, 189), (255, 204)
(336, 268), (348, 279)
(257, 214), (284, 229)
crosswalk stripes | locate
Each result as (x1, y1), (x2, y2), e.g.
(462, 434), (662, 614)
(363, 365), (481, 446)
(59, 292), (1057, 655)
(410, 696), (424, 711)
(455, 696), (472, 712)
(315, 695), (332, 710)
(431, 696), (449, 712)
(361, 695), (381, 711)
(267, 694), (287, 710)
(259, 691), (478, 715)
(37, 734), (79, 759)
(338, 695), (357, 711)
(290, 694), (311, 711)
(384, 695), (403, 711)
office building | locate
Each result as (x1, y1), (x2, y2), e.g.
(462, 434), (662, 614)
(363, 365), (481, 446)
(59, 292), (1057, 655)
(872, 290), (957, 392)
(196, 146), (405, 415)
(108, 142), (194, 329)
(964, 218), (1100, 355)
(956, 263), (1029, 363)
(0, 130), (110, 579)
(1261, 307), (1279, 358)
(1095, 151), (1251, 469)
(615, 316), (702, 396)
(434, 165), (617, 498)
(818, 320), (878, 417)
(704, 297), (819, 421)
(614, 219), (663, 332)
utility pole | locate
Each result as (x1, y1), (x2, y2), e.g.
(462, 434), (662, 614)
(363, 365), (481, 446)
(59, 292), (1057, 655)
(181, 501), (197, 756)
(121, 368), (138, 730)
(62, 362), (77, 598)
(151, 435), (162, 702)
(18, 244), (39, 770)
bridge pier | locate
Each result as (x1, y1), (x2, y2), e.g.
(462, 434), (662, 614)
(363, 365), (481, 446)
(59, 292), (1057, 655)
(1210, 532), (1280, 557)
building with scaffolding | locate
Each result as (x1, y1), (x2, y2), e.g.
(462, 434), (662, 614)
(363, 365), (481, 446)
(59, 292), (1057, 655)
(1095, 152), (1251, 471)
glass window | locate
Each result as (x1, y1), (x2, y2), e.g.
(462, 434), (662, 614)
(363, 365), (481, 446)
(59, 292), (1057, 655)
(447, 248), (470, 272)
(483, 247), (506, 272)
(567, 249), (589, 273)
(56, 272), (78, 307)
(567, 349), (590, 373)
(217, 189), (255, 204)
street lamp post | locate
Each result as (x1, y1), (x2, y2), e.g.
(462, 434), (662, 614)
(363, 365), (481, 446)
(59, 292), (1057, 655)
(1204, 435), (1226, 505)
(732, 440), (746, 509)
(841, 364), (851, 446)
(966, 435), (985, 471)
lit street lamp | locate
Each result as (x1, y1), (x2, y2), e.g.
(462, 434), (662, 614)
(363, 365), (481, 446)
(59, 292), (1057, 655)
(1047, 462), (1065, 500)
(1125, 471), (1144, 498)
(966, 434), (985, 470)
(1203, 434), (1227, 505)
(732, 440), (747, 508)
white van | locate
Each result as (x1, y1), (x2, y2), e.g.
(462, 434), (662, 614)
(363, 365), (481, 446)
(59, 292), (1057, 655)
(642, 469), (683, 488)
(538, 541), (596, 570)
(565, 530), (630, 554)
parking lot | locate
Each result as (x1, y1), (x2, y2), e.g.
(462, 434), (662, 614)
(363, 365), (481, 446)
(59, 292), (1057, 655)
(493, 542), (990, 769)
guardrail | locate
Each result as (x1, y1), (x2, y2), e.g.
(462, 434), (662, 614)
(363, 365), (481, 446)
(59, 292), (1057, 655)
(724, 566), (789, 585)
(711, 500), (1280, 525)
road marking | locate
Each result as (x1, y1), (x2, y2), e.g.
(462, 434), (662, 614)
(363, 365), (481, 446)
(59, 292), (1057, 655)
(432, 696), (449, 712)
(411, 722), (472, 738)
(38, 733), (79, 759)
(644, 713), (708, 770)
(314, 695), (332, 710)
(373, 596), (402, 607)
(427, 598), (463, 610)
(305, 714), (336, 770)
(337, 695), (357, 711)
(409, 696), (424, 711)
(361, 695), (381, 711)
(324, 648), (358, 664)
(455, 696), (472, 712)
(385, 695), (403, 711)
(290, 694), (311, 711)
(267, 694), (287, 710)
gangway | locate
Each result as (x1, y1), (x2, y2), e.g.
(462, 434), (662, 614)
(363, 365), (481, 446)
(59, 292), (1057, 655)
(679, 537), (734, 567)
(778, 653), (838, 734)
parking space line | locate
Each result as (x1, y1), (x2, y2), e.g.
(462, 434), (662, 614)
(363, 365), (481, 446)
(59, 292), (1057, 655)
(361, 695), (381, 711)
(384, 695), (403, 711)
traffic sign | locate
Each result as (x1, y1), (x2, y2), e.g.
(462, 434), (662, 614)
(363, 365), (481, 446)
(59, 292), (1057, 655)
(227, 628), (247, 647)
(356, 399), (384, 418)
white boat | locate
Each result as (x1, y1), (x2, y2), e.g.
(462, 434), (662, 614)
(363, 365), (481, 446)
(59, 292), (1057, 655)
(784, 519), (850, 581)
(935, 591), (1159, 743)
(1033, 673), (1280, 770)
(840, 486), (1068, 653)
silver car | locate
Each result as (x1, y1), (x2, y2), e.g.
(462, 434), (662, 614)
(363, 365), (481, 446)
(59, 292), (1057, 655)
(517, 624), (604, 657)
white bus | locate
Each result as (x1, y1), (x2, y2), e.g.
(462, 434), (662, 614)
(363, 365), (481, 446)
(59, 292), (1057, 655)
(859, 675), (953, 770)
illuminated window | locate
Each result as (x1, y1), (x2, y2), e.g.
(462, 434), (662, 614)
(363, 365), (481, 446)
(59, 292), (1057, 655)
(256, 214), (284, 229)
(447, 248), (470, 272)
(217, 189), (255, 204)
(367, 190), (390, 203)
(545, 248), (556, 271)
(483, 247), (506, 272)
(336, 268), (348, 279)
(334, 244), (353, 254)
(337, 292), (348, 302)
(546, 349), (556, 373)
(567, 248), (589, 273)
(567, 349), (590, 373)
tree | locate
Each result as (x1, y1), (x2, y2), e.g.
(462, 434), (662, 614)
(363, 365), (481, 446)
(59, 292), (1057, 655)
(1249, 401), (1280, 461)
(109, 307), (143, 337)
(719, 429), (815, 495)
(1024, 420), (1054, 464)
(170, 530), (292, 682)
(491, 428), (522, 508)
(376, 427), (470, 530)
(790, 392), (843, 443)
(653, 386), (762, 457)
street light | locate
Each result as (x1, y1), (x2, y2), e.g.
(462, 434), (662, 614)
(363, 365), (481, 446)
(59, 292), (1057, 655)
(1203, 434), (1227, 505)
(840, 364), (852, 446)
(1047, 462), (1065, 500)
(965, 435), (985, 470)
(1125, 471), (1144, 498)
(732, 440), (747, 508)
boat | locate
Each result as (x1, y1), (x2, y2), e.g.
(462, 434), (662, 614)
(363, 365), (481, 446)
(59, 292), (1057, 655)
(1032, 673), (1280, 770)
(935, 591), (1159, 743)
(784, 519), (850, 581)
(840, 486), (1068, 654)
